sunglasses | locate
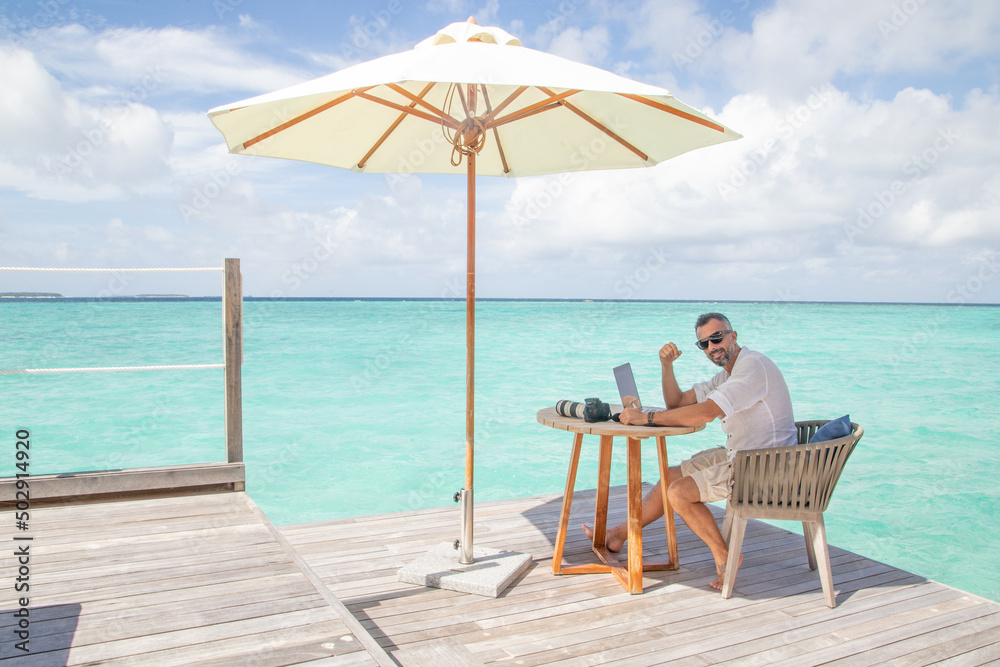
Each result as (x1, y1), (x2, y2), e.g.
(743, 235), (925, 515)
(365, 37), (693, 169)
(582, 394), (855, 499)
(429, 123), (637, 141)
(695, 330), (732, 350)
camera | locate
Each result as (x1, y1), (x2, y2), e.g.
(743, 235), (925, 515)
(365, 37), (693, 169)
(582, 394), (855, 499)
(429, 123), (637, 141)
(555, 397), (611, 422)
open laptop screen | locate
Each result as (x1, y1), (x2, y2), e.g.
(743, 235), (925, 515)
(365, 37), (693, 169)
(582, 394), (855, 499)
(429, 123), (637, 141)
(613, 363), (641, 407)
(613, 362), (663, 413)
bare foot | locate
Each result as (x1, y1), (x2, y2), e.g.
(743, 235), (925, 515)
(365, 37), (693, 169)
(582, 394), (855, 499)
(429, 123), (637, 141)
(710, 553), (743, 590)
(581, 523), (625, 552)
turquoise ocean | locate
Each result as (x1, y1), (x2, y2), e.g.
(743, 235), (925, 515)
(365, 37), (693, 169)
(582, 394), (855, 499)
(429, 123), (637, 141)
(2, 299), (998, 603)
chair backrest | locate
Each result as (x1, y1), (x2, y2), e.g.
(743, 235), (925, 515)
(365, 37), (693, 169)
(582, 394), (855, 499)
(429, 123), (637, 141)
(729, 421), (863, 514)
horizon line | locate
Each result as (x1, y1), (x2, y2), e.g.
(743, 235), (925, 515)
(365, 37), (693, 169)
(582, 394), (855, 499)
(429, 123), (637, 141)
(1, 295), (997, 307)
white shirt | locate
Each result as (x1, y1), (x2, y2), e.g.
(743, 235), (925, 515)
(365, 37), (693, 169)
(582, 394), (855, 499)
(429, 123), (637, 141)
(692, 347), (797, 452)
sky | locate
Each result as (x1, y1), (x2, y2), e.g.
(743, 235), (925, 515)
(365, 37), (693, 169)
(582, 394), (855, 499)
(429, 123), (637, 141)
(0, 0), (998, 302)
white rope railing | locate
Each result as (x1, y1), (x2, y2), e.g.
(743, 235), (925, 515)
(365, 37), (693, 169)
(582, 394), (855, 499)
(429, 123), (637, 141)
(1, 259), (245, 473)
(1, 265), (228, 375)
(0, 364), (225, 375)
(0, 267), (221, 272)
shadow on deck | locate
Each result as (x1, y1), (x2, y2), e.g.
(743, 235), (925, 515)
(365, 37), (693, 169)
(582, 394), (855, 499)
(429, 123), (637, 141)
(281, 484), (1000, 666)
(2, 484), (998, 665)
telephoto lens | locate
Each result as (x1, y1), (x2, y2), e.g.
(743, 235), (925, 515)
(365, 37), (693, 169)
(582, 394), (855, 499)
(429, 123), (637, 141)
(555, 400), (586, 419)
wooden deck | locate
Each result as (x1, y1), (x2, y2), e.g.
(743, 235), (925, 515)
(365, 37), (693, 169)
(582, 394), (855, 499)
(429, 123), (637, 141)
(0, 491), (392, 665)
(2, 486), (998, 666)
(282, 485), (1000, 666)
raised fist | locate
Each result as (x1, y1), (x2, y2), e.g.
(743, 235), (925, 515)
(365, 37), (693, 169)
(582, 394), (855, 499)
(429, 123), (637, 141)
(659, 342), (681, 365)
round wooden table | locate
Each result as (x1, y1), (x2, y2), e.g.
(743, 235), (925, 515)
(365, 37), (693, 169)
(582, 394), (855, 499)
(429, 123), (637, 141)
(537, 406), (705, 594)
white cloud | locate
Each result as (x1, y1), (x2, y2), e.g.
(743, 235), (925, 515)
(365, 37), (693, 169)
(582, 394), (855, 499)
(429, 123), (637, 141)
(631, 0), (1000, 100)
(0, 22), (313, 205)
(0, 46), (78, 155)
(473, 0), (500, 28)
(0, 44), (173, 202)
(627, 0), (716, 59)
(546, 25), (611, 66)
(866, 0), (1000, 72)
(15, 24), (311, 100)
(425, 0), (469, 14)
(1, 3), (998, 303)
(478, 81), (1000, 300)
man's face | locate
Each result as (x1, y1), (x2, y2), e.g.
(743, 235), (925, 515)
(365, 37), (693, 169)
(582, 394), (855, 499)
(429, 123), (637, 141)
(696, 319), (738, 368)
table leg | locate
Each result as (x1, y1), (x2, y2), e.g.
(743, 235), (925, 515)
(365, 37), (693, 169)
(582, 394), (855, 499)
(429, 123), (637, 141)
(591, 435), (613, 550)
(561, 435), (629, 580)
(552, 432), (583, 575)
(656, 436), (679, 569)
(626, 436), (644, 594)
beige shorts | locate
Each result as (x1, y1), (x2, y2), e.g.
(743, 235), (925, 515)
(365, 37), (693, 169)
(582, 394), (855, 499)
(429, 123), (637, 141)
(680, 447), (732, 503)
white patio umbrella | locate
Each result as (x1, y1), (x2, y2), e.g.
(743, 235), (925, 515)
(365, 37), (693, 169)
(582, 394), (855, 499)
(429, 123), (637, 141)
(208, 18), (740, 565)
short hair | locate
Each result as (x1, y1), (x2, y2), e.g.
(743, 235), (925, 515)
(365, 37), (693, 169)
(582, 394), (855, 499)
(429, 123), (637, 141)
(695, 312), (731, 331)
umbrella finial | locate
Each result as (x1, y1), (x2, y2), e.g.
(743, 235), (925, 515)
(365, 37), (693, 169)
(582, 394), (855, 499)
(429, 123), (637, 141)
(416, 19), (521, 47)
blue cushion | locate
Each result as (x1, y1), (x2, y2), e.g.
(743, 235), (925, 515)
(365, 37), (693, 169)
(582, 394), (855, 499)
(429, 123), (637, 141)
(810, 415), (852, 443)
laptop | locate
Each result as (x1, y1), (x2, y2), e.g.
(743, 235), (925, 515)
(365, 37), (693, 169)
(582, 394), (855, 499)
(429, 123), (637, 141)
(613, 363), (663, 414)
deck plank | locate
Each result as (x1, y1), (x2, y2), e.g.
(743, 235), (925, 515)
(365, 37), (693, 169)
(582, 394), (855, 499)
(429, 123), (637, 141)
(281, 484), (1000, 666)
(3, 484), (996, 666)
(828, 611), (1000, 666)
(0, 491), (392, 666)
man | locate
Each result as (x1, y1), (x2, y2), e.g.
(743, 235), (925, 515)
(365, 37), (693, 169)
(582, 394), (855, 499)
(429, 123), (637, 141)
(583, 312), (796, 590)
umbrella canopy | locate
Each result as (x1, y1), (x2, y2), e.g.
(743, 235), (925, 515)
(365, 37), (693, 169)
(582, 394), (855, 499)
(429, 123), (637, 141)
(208, 21), (739, 176)
(208, 18), (740, 564)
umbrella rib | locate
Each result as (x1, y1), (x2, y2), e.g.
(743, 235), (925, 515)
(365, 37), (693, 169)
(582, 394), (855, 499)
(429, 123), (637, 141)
(490, 89), (581, 127)
(480, 86), (528, 126)
(618, 93), (726, 133)
(455, 84), (471, 119)
(538, 86), (649, 162)
(490, 125), (509, 173)
(358, 82), (436, 169)
(354, 90), (460, 129)
(241, 87), (375, 150)
(386, 83), (459, 126)
(490, 101), (565, 128)
(479, 86), (510, 174)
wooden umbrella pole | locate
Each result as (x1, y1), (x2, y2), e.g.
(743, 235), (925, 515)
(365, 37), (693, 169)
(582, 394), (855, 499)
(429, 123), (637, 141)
(459, 148), (476, 564)
(466, 149), (476, 492)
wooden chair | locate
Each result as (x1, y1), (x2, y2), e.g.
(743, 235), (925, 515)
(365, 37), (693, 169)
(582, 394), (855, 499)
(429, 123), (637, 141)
(720, 420), (864, 607)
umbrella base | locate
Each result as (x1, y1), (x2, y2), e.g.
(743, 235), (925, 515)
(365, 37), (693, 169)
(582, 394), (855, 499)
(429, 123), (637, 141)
(398, 541), (532, 597)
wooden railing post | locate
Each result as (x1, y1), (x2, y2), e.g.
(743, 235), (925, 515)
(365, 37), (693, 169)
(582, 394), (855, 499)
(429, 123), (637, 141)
(224, 258), (244, 489)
